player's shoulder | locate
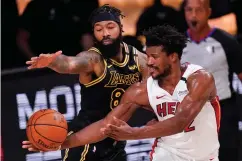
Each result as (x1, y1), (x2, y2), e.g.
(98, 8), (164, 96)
(177, 63), (204, 81)
(188, 68), (214, 85)
(76, 48), (103, 60)
(185, 63), (203, 72)
(187, 69), (216, 98)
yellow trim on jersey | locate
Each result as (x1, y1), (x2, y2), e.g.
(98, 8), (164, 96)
(84, 60), (107, 87)
(109, 42), (130, 67)
(85, 43), (130, 87)
(109, 54), (129, 67)
(80, 144), (90, 161)
(84, 47), (107, 87)
(133, 47), (141, 72)
(63, 131), (74, 161)
(88, 43), (129, 67)
(88, 47), (101, 55)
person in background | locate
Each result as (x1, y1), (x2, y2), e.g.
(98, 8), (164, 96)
(136, 0), (187, 36)
(16, 0), (98, 59)
(181, 0), (242, 161)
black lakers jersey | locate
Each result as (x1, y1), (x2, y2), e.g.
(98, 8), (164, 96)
(68, 42), (142, 152)
(78, 42), (142, 122)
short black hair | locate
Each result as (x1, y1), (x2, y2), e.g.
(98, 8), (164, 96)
(143, 25), (188, 59)
(89, 4), (125, 26)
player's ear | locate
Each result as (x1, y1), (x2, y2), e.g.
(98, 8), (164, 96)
(170, 53), (178, 62)
(208, 8), (212, 18)
(120, 24), (124, 33)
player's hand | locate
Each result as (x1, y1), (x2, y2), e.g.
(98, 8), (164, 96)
(22, 140), (61, 152)
(101, 117), (138, 141)
(26, 50), (62, 69)
(22, 141), (42, 152)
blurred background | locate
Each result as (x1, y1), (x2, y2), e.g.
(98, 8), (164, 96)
(2, 0), (242, 161)
(2, 0), (242, 69)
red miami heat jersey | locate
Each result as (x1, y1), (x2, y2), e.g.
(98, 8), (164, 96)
(147, 63), (220, 160)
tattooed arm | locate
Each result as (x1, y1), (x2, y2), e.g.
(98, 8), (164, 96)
(48, 51), (103, 74)
(26, 50), (103, 74)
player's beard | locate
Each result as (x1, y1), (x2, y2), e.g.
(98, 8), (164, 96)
(153, 64), (172, 80)
(95, 35), (122, 58)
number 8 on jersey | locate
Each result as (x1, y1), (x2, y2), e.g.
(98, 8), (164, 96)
(110, 88), (125, 109)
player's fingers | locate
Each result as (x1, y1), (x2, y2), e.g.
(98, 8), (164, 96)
(28, 148), (39, 152)
(54, 50), (62, 56)
(31, 57), (38, 60)
(22, 140), (31, 145)
(39, 53), (48, 57)
(26, 61), (35, 65)
(108, 124), (120, 132)
(26, 61), (31, 65)
(106, 133), (118, 140)
(22, 144), (32, 149)
(113, 117), (126, 126)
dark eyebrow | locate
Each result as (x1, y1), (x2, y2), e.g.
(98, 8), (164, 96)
(107, 22), (116, 25)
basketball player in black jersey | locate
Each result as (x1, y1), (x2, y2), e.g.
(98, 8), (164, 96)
(23, 4), (148, 161)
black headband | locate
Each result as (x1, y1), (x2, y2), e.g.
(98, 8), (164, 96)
(92, 12), (120, 27)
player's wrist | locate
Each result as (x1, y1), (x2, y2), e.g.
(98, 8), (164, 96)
(47, 58), (56, 68)
(133, 126), (151, 140)
(59, 139), (70, 150)
(132, 127), (143, 139)
(47, 52), (62, 67)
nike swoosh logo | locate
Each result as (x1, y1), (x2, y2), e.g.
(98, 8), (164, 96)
(128, 65), (137, 70)
(156, 95), (165, 99)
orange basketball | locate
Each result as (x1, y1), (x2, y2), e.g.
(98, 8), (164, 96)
(26, 109), (68, 151)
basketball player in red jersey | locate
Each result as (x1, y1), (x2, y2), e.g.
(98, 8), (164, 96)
(23, 4), (148, 161)
(23, 25), (221, 161)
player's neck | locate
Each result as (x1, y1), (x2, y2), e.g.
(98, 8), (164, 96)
(158, 63), (182, 89)
(188, 24), (211, 42)
(110, 44), (123, 63)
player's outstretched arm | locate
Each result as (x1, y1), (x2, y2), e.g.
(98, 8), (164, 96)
(60, 82), (150, 149)
(22, 91), (139, 151)
(105, 70), (217, 140)
(22, 82), (150, 151)
(26, 50), (102, 74)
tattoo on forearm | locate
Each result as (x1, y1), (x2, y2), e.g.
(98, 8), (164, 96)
(48, 55), (70, 73)
(48, 51), (102, 74)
